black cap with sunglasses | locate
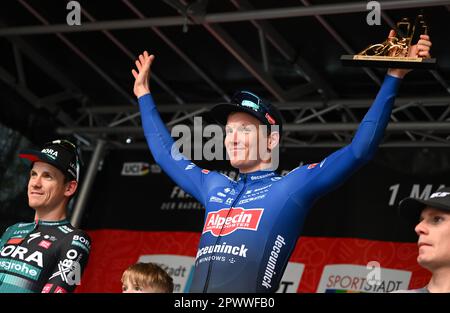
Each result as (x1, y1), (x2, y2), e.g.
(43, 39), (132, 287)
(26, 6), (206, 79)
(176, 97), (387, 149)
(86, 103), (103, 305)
(210, 91), (284, 135)
(398, 186), (450, 222)
(19, 139), (81, 181)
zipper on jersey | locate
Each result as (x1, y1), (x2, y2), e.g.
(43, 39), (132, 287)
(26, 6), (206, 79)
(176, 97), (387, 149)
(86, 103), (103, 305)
(202, 174), (247, 293)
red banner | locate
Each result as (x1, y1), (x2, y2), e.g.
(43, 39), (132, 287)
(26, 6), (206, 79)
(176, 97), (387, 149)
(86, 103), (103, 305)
(76, 230), (430, 293)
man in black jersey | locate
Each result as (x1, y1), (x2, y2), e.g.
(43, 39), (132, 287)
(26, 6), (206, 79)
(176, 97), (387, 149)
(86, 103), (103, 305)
(0, 139), (91, 293)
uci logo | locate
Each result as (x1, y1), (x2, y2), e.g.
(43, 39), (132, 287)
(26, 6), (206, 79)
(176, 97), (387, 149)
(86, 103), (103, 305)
(121, 162), (149, 176)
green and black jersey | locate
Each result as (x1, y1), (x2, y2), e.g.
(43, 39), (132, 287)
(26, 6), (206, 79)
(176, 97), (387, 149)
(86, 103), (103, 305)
(0, 219), (91, 293)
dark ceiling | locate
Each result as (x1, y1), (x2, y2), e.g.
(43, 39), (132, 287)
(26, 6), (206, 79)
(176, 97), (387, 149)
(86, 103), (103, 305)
(0, 0), (449, 149)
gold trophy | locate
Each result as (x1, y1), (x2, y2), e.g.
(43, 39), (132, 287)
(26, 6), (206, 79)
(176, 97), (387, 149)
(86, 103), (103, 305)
(341, 15), (436, 69)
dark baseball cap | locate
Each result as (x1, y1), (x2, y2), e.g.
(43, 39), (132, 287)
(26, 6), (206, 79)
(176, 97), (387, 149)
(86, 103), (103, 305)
(210, 90), (284, 135)
(19, 139), (80, 181)
(398, 186), (450, 222)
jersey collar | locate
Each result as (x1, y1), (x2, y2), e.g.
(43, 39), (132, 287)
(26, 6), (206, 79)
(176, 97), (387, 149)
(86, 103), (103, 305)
(36, 219), (71, 226)
(237, 170), (275, 182)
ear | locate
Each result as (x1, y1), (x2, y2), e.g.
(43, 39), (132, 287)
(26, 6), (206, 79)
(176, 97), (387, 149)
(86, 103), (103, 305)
(64, 180), (78, 197)
(268, 131), (280, 150)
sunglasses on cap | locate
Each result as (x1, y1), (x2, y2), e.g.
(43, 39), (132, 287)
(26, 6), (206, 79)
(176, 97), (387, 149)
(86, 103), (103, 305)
(231, 91), (266, 112)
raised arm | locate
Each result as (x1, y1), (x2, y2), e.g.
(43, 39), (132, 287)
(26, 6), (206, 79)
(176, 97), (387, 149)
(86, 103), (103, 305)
(286, 33), (432, 203)
(132, 52), (228, 206)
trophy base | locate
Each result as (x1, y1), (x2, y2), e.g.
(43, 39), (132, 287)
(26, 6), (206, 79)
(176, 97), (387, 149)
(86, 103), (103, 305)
(341, 55), (437, 69)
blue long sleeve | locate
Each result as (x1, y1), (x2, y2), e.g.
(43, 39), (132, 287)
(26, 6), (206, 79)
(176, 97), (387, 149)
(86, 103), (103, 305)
(286, 74), (401, 203)
(138, 94), (229, 206)
(138, 94), (180, 164)
(350, 74), (400, 160)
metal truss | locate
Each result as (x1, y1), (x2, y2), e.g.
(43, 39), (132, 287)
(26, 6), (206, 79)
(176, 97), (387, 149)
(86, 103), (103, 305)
(0, 0), (449, 150)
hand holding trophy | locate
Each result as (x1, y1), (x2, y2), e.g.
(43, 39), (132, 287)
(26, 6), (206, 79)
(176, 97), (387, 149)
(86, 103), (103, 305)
(341, 14), (436, 69)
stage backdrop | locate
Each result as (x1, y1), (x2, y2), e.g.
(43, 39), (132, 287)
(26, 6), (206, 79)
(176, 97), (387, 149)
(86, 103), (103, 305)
(76, 148), (448, 293)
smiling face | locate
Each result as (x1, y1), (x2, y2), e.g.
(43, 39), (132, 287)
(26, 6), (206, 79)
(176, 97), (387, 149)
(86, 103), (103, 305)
(224, 112), (275, 173)
(27, 161), (77, 212)
(414, 207), (450, 271)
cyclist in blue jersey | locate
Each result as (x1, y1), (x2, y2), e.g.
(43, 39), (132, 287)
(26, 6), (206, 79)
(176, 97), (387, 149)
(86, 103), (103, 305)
(131, 31), (431, 293)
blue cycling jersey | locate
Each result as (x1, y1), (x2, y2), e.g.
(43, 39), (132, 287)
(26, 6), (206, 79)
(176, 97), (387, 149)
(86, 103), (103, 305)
(139, 75), (401, 293)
